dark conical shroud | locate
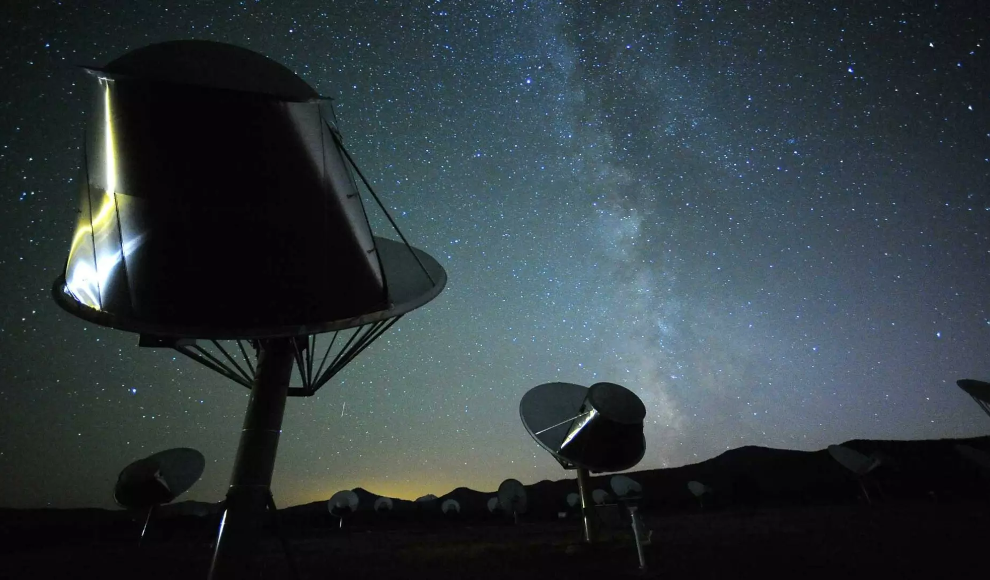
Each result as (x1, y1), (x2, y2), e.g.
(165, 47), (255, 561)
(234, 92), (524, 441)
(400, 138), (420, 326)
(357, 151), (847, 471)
(56, 40), (389, 337)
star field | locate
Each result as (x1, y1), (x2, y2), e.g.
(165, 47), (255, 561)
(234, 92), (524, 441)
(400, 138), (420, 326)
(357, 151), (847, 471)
(0, 1), (988, 509)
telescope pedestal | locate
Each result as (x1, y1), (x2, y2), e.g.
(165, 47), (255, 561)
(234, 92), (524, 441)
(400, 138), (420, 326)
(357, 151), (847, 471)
(209, 338), (295, 580)
(576, 467), (597, 543)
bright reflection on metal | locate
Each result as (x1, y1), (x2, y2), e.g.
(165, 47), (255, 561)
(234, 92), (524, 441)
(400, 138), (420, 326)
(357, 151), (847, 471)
(64, 78), (143, 310)
(558, 408), (597, 452)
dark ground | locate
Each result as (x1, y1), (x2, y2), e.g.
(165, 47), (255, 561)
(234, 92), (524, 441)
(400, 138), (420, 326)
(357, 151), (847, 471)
(2, 499), (987, 579)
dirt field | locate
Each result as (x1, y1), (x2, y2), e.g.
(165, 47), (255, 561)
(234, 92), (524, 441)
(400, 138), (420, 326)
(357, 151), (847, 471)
(2, 500), (987, 579)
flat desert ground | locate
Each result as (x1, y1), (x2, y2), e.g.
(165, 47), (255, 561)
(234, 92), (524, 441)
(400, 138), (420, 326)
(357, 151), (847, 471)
(2, 500), (988, 579)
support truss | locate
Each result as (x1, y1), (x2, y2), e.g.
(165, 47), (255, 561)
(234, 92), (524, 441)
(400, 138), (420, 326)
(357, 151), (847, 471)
(140, 315), (402, 397)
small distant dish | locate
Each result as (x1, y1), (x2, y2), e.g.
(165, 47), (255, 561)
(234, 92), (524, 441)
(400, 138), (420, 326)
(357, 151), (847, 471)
(114, 448), (206, 509)
(828, 444), (880, 476)
(327, 490), (359, 516)
(373, 496), (393, 513)
(441, 499), (460, 514)
(415, 494), (438, 503)
(487, 497), (499, 513)
(497, 479), (528, 517)
(610, 475), (643, 499)
(687, 481), (710, 498)
(592, 489), (610, 505)
(956, 379), (990, 418)
(955, 444), (990, 478)
(566, 492), (580, 507)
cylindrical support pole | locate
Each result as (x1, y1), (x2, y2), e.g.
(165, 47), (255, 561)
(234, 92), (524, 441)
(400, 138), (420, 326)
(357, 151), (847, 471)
(209, 338), (295, 580)
(628, 506), (647, 570)
(138, 505), (155, 546)
(575, 467), (597, 543)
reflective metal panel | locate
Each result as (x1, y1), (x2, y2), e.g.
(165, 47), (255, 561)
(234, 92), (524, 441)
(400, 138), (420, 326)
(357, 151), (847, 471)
(59, 41), (395, 336)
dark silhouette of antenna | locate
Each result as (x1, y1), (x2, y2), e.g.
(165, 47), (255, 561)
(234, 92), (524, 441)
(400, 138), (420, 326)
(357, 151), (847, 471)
(373, 496), (394, 514)
(497, 478), (528, 524)
(956, 379), (990, 419)
(519, 381), (647, 543)
(687, 480), (713, 509)
(828, 444), (882, 504)
(114, 448), (205, 545)
(610, 475), (650, 570)
(51, 40), (445, 580)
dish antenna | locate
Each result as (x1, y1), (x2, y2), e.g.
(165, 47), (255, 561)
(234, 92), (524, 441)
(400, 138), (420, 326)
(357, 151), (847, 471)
(687, 480), (713, 508)
(566, 492), (580, 508)
(609, 475), (649, 570)
(51, 40), (445, 580)
(610, 475), (643, 500)
(497, 479), (528, 524)
(592, 489), (611, 505)
(520, 381), (646, 542)
(486, 497), (499, 513)
(441, 499), (460, 515)
(954, 444), (990, 480)
(373, 497), (394, 513)
(327, 490), (359, 528)
(956, 379), (990, 419)
(114, 448), (205, 544)
(828, 444), (882, 503)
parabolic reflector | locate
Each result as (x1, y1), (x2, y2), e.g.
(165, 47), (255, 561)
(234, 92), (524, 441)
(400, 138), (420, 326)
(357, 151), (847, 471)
(114, 448), (205, 509)
(520, 381), (646, 472)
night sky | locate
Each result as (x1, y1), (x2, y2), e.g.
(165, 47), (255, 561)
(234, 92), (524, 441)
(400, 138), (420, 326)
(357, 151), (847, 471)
(1, 1), (988, 510)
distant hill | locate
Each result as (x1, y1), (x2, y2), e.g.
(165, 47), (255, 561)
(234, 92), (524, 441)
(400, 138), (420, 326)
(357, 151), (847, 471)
(3, 435), (988, 534)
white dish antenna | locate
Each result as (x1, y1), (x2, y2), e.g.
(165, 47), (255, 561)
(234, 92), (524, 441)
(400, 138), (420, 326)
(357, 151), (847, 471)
(566, 492), (580, 507)
(373, 496), (393, 513)
(592, 489), (610, 505)
(828, 444), (880, 476)
(327, 490), (359, 516)
(487, 497), (499, 513)
(441, 499), (460, 514)
(610, 475), (643, 499)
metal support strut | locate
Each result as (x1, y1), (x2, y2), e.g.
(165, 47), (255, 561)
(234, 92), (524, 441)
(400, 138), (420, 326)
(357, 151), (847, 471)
(576, 467), (597, 543)
(209, 338), (295, 580)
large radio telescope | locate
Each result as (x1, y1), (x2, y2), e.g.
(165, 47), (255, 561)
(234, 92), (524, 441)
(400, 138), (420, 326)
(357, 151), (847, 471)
(52, 40), (446, 579)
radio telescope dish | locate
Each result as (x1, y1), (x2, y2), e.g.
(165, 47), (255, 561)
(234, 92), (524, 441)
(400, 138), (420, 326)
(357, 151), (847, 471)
(955, 444), (990, 479)
(51, 40), (446, 580)
(520, 382), (646, 473)
(114, 448), (205, 509)
(610, 475), (643, 499)
(487, 497), (499, 513)
(828, 445), (880, 476)
(327, 490), (359, 517)
(829, 444), (882, 504)
(956, 379), (990, 418)
(373, 497), (394, 513)
(566, 492), (580, 508)
(497, 479), (528, 517)
(441, 499), (460, 515)
(592, 489), (610, 505)
(519, 381), (645, 543)
(687, 481), (710, 498)
(113, 447), (205, 544)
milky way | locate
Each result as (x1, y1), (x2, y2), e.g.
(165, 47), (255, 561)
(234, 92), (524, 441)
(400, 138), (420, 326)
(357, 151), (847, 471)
(1, 1), (987, 509)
